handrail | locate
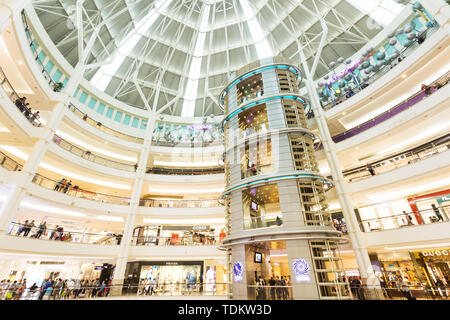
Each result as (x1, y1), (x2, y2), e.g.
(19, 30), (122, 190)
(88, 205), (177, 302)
(0, 65), (42, 127)
(67, 103), (145, 144)
(30, 173), (222, 207)
(132, 235), (223, 246)
(320, 26), (438, 111)
(359, 204), (450, 232)
(139, 199), (223, 208)
(0, 150), (23, 172)
(53, 135), (136, 172)
(8, 222), (122, 245)
(332, 70), (450, 143)
(342, 133), (450, 182)
(22, 11), (60, 92)
(147, 167), (224, 175)
(31, 173), (131, 205)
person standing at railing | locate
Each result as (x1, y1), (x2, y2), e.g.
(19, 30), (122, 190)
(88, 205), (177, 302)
(55, 178), (65, 191)
(431, 204), (444, 222)
(23, 220), (35, 237)
(63, 180), (72, 194)
(16, 220), (28, 236)
(33, 221), (47, 239)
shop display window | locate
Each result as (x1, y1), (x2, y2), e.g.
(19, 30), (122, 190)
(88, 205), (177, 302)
(242, 184), (281, 230)
(236, 73), (264, 105)
(238, 104), (269, 139)
(240, 138), (273, 179)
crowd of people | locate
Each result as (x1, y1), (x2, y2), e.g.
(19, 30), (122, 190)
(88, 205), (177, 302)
(53, 178), (80, 194)
(0, 278), (112, 300)
(255, 275), (291, 300)
(11, 220), (74, 241)
(14, 96), (41, 126)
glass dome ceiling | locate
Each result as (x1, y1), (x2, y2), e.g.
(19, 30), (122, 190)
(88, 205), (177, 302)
(33, 0), (403, 117)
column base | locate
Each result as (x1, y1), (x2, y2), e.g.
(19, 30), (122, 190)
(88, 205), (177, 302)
(110, 279), (124, 297)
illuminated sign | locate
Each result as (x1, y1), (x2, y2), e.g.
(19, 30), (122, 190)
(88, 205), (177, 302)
(421, 249), (450, 257)
(292, 258), (310, 282)
(233, 261), (243, 282)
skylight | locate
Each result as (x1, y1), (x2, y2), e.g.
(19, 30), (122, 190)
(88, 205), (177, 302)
(181, 4), (211, 117)
(90, 0), (172, 91)
(345, 0), (403, 26)
(240, 0), (273, 59)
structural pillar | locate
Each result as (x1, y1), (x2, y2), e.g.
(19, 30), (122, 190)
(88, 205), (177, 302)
(111, 111), (157, 295)
(301, 59), (378, 287)
(0, 63), (85, 233)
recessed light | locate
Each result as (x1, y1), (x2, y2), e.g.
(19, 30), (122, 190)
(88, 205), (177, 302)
(18, 61), (23, 65)
(402, 74), (407, 78)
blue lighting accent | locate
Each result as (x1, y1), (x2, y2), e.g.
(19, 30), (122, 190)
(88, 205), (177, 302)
(221, 95), (307, 130)
(222, 173), (328, 197)
(220, 64), (300, 104)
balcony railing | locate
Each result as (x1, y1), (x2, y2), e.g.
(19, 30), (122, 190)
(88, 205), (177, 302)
(0, 65), (42, 127)
(7, 222), (122, 245)
(321, 26), (438, 111)
(241, 163), (273, 179)
(132, 235), (223, 246)
(343, 133), (450, 182)
(243, 215), (282, 229)
(139, 199), (223, 208)
(67, 103), (145, 144)
(53, 135), (136, 172)
(146, 167), (224, 175)
(0, 151), (23, 172)
(331, 70), (450, 143)
(359, 205), (450, 232)
(31, 173), (131, 206)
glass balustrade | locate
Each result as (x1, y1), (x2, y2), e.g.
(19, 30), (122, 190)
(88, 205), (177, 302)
(342, 134), (450, 182)
(0, 151), (23, 172)
(139, 199), (223, 208)
(53, 135), (136, 172)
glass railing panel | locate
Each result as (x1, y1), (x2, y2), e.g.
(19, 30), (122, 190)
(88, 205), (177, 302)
(7, 222), (122, 245)
(243, 216), (282, 229)
(139, 199), (223, 208)
(0, 151), (23, 172)
(247, 285), (293, 300)
(132, 235), (223, 246)
(31, 174), (131, 205)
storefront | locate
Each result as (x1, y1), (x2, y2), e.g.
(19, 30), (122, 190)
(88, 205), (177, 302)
(132, 225), (223, 246)
(124, 261), (204, 295)
(411, 249), (450, 291)
(408, 189), (450, 224)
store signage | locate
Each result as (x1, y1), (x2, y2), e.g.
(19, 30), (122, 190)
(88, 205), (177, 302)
(292, 258), (311, 282)
(166, 262), (179, 265)
(324, 59), (361, 86)
(233, 261), (243, 282)
(193, 225), (209, 231)
(421, 249), (450, 257)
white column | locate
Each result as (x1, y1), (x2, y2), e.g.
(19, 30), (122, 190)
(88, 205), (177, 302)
(303, 75), (378, 286)
(0, 0), (30, 32)
(0, 63), (85, 232)
(112, 111), (157, 292)
(419, 0), (450, 35)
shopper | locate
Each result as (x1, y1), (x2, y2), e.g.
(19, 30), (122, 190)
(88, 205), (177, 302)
(431, 204), (444, 222)
(16, 220), (28, 236)
(367, 164), (376, 176)
(269, 276), (276, 300)
(27, 283), (38, 300)
(276, 216), (282, 226)
(49, 225), (59, 240)
(34, 221), (47, 239)
(55, 178), (65, 191)
(24, 220), (35, 237)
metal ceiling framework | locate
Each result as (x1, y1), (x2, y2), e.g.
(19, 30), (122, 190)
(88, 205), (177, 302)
(31, 0), (401, 117)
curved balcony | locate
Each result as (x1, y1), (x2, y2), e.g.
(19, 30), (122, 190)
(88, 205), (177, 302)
(67, 103), (144, 144)
(7, 222), (225, 247)
(52, 134), (136, 172)
(318, 26), (438, 111)
(0, 65), (42, 127)
(331, 71), (450, 144)
(31, 173), (131, 206)
(139, 199), (223, 208)
(146, 167), (224, 175)
(0, 150), (23, 172)
(343, 133), (450, 182)
(358, 205), (450, 233)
